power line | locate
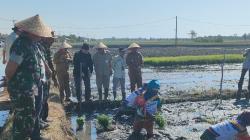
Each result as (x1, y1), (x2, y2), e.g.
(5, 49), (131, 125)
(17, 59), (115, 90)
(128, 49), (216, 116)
(179, 17), (250, 27)
(52, 17), (176, 31)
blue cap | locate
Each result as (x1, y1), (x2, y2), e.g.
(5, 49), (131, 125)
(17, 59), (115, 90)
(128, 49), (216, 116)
(147, 80), (160, 90)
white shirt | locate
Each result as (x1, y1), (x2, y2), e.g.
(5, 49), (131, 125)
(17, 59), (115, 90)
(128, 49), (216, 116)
(211, 120), (238, 140)
(3, 32), (18, 62)
(112, 55), (126, 78)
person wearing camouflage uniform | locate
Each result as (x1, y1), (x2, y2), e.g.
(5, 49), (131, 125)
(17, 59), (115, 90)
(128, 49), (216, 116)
(5, 15), (53, 140)
(93, 42), (112, 100)
(53, 41), (72, 102)
(126, 43), (143, 92)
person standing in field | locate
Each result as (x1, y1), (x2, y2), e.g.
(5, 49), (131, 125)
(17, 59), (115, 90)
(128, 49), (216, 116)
(126, 43), (143, 92)
(2, 28), (20, 64)
(112, 48), (126, 100)
(53, 41), (72, 102)
(236, 48), (250, 101)
(73, 43), (93, 102)
(93, 42), (112, 100)
(5, 15), (52, 140)
(38, 32), (58, 127)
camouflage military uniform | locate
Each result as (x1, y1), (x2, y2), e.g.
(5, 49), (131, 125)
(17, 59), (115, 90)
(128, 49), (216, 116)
(53, 49), (72, 101)
(8, 36), (43, 139)
(126, 51), (143, 92)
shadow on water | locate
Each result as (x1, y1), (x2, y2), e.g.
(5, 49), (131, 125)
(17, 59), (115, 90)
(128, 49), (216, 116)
(71, 114), (97, 140)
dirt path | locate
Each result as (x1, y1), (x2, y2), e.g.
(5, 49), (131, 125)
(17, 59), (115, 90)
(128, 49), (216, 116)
(0, 88), (76, 140)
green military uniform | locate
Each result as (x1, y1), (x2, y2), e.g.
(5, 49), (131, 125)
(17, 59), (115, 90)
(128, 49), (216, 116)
(93, 50), (112, 100)
(53, 49), (72, 101)
(126, 51), (143, 92)
(8, 36), (43, 140)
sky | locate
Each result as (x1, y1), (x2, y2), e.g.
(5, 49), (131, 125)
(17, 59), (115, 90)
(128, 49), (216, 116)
(1, 0), (250, 38)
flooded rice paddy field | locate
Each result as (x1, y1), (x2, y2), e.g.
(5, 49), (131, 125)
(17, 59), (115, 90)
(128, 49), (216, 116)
(70, 99), (250, 140)
(1, 52), (250, 139)
(69, 63), (247, 101)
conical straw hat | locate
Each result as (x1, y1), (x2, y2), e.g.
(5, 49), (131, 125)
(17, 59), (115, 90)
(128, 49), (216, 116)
(15, 14), (52, 38)
(128, 43), (141, 49)
(61, 41), (72, 49)
(95, 42), (108, 49)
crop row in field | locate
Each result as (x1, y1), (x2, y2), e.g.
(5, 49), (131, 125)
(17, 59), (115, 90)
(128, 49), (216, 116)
(144, 54), (244, 66)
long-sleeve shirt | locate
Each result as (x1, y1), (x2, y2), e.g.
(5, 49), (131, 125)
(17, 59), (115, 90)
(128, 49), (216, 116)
(53, 49), (72, 73)
(126, 51), (143, 72)
(73, 51), (93, 77)
(93, 51), (112, 76)
(112, 55), (126, 78)
(243, 49), (250, 69)
(3, 32), (18, 62)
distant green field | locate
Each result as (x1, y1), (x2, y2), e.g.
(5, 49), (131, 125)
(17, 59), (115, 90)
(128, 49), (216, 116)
(54, 39), (250, 47)
(144, 54), (244, 66)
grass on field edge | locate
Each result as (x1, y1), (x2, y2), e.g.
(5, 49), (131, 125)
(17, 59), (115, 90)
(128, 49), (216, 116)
(144, 54), (244, 66)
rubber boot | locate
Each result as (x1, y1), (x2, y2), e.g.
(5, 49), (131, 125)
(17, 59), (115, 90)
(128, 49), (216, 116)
(59, 90), (64, 103)
(122, 92), (126, 101)
(113, 91), (117, 100)
(98, 88), (102, 101)
(104, 88), (109, 100)
(246, 86), (250, 101)
(236, 90), (241, 101)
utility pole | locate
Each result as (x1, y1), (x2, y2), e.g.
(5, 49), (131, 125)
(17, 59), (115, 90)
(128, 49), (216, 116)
(175, 16), (178, 47)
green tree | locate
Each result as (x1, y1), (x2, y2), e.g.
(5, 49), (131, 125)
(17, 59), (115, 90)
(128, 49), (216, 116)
(189, 30), (197, 39)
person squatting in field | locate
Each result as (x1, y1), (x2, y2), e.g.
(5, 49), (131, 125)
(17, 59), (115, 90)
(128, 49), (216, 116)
(114, 83), (148, 118)
(5, 15), (53, 140)
(115, 80), (161, 139)
(53, 40), (72, 102)
(73, 43), (93, 102)
(132, 80), (161, 139)
(93, 42), (112, 100)
(126, 43), (144, 92)
(200, 111), (250, 140)
(237, 48), (250, 101)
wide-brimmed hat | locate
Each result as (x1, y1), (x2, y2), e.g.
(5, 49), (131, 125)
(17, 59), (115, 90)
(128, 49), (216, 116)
(95, 42), (108, 49)
(61, 41), (72, 49)
(128, 43), (141, 49)
(15, 14), (52, 38)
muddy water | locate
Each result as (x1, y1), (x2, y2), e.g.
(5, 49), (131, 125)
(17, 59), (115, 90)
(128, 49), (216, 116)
(161, 99), (250, 139)
(70, 63), (246, 100)
(71, 115), (97, 140)
(0, 110), (9, 127)
(0, 56), (5, 93)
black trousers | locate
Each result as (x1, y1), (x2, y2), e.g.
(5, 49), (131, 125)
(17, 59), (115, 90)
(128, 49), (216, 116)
(74, 74), (91, 102)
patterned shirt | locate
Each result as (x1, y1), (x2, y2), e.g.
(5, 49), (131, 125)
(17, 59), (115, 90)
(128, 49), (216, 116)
(8, 36), (43, 93)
